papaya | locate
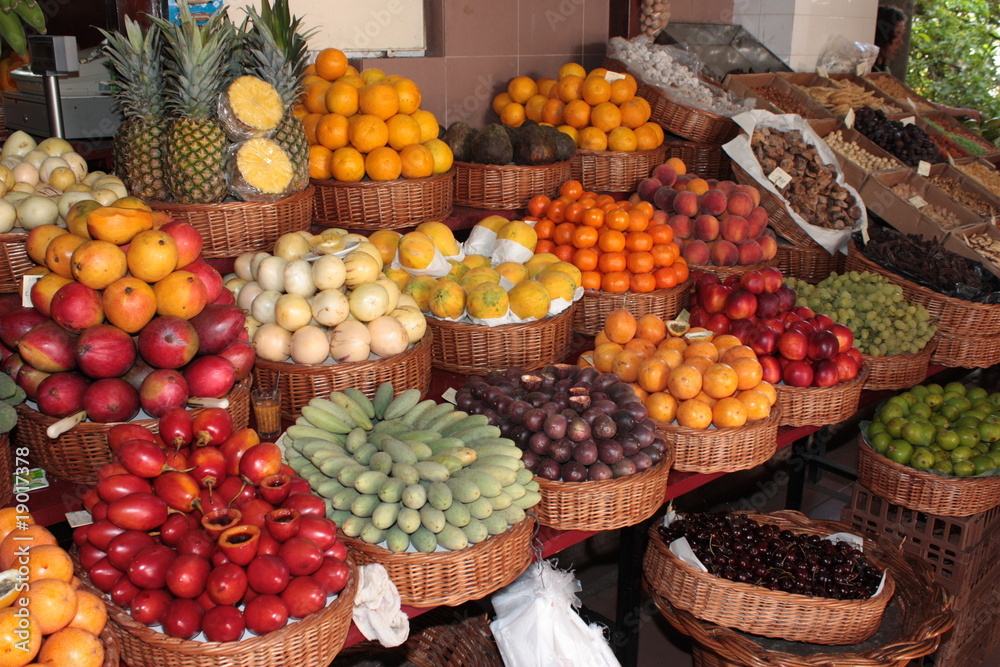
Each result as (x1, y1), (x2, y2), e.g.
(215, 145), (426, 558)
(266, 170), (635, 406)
(86, 206), (154, 245)
(466, 282), (509, 319)
(65, 200), (102, 239)
(508, 279), (550, 320)
(415, 220), (459, 256)
(397, 231), (436, 270)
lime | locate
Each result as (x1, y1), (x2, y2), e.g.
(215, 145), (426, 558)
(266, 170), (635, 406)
(954, 460), (977, 477)
(926, 383), (944, 395)
(908, 402), (932, 420)
(956, 426), (982, 449)
(979, 421), (1000, 444)
(935, 429), (961, 451)
(886, 440), (914, 465)
(900, 392), (919, 407)
(945, 381), (967, 395)
(972, 397), (993, 411)
(945, 395), (972, 413)
(869, 420), (887, 437)
(870, 431), (892, 453)
(968, 386), (988, 401)
(988, 450), (1000, 468)
(886, 396), (911, 415)
(951, 445), (975, 462)
(901, 421), (935, 447)
(929, 413), (950, 428)
(940, 404), (960, 423)
(910, 448), (936, 470)
(955, 415), (982, 430)
(910, 385), (930, 400)
(972, 455), (995, 474)
(886, 416), (909, 439)
(989, 392), (1000, 406)
(924, 393), (944, 410)
(992, 440), (1000, 452)
(934, 459), (954, 476)
(975, 444), (990, 456)
(878, 403), (905, 424)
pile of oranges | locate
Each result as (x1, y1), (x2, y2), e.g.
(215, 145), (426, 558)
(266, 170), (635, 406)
(494, 64), (664, 152)
(581, 310), (776, 429)
(300, 48), (453, 182)
(527, 175), (689, 293)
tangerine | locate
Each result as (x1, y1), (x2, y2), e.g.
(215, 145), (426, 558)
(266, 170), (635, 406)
(577, 126), (608, 151)
(598, 229), (626, 253)
(702, 362), (739, 399)
(730, 356), (764, 391)
(676, 399), (713, 428)
(667, 364), (702, 400)
(591, 102), (622, 132)
(713, 397), (748, 428)
(611, 349), (644, 382)
(316, 113), (350, 150)
(325, 81), (359, 116)
(315, 48), (348, 80)
(500, 102), (526, 127)
(645, 392), (678, 423)
(507, 76), (538, 103)
(601, 271), (630, 293)
(738, 389), (772, 422)
(638, 357), (670, 393)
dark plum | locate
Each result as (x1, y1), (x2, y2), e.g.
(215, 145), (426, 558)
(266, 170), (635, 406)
(511, 425), (532, 448)
(504, 367), (524, 381)
(597, 440), (624, 465)
(649, 438), (667, 455)
(485, 369), (504, 383)
(528, 432), (551, 456)
(508, 400), (531, 423)
(581, 407), (604, 424)
(607, 381), (634, 399)
(572, 439), (598, 466)
(561, 461), (588, 482)
(520, 375), (543, 392)
(499, 421), (516, 437)
(541, 402), (560, 416)
(566, 417), (591, 442)
(455, 390), (476, 411)
(576, 367), (599, 384)
(640, 446), (663, 465)
(526, 391), (548, 407)
(590, 392), (609, 403)
(494, 394), (515, 416)
(592, 399), (617, 414)
(612, 458), (638, 477)
(543, 413), (567, 439)
(523, 408), (547, 432)
(548, 438), (573, 463)
(619, 433), (641, 457)
(481, 408), (499, 424)
(468, 378), (489, 398)
(482, 385), (506, 404)
(587, 462), (613, 481)
(568, 394), (591, 411)
(521, 450), (541, 471)
(630, 451), (653, 472)
(551, 392), (570, 411)
(592, 373), (619, 393)
(471, 403), (488, 416)
(536, 458), (561, 480)
(622, 401), (649, 422)
(631, 421), (655, 447)
(552, 363), (579, 380)
(553, 378), (573, 393)
(591, 414), (617, 439)
(611, 409), (636, 433)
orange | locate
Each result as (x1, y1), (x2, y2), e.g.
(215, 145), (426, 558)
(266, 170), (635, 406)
(753, 381), (778, 406)
(507, 76), (538, 104)
(653, 347), (684, 369)
(0, 525), (56, 570)
(325, 81), (360, 116)
(671, 260), (689, 284)
(630, 384), (649, 402)
(581, 270), (602, 290)
(587, 68), (609, 79)
(659, 336), (688, 353)
(558, 63), (587, 80)
(642, 121), (665, 145)
(360, 68), (387, 85)
(0, 606), (41, 666)
(711, 334), (742, 356)
(423, 138), (453, 174)
(603, 208), (628, 232)
(625, 231), (653, 252)
(348, 114), (389, 152)
(557, 75), (584, 102)
(557, 125), (578, 143)
(525, 94), (549, 122)
(645, 391), (678, 423)
(684, 340), (719, 363)
(23, 545), (73, 584)
(582, 76), (611, 105)
(638, 357), (670, 393)
(604, 309), (638, 344)
(565, 202), (586, 223)
(702, 362), (739, 399)
(37, 626), (104, 667)
(385, 113), (422, 150)
(410, 109), (440, 142)
(598, 229), (626, 253)
(609, 78), (636, 104)
(302, 113), (322, 145)
(528, 195), (551, 218)
(601, 271), (630, 293)
(316, 113), (350, 150)
(618, 99), (649, 129)
(667, 364), (702, 400)
(572, 226), (598, 249)
(608, 126), (638, 151)
(591, 102), (622, 132)
(14, 578), (77, 634)
(634, 123), (661, 150)
(541, 99), (565, 125)
(694, 390), (718, 407)
(0, 508), (33, 544)
(552, 221), (575, 246)
(720, 344), (757, 364)
(308, 144), (333, 180)
(68, 590), (107, 636)
(594, 330), (611, 347)
(559, 179), (583, 200)
(593, 342), (624, 373)
(315, 48), (348, 81)
(537, 77), (558, 97)
(611, 349), (644, 382)
(713, 396), (748, 428)
(500, 102), (526, 127)
(359, 83), (399, 120)
(636, 314), (667, 344)
(563, 100), (591, 129)
(624, 337), (657, 357)
(492, 92), (513, 116)
(598, 251), (626, 274)
(392, 78), (423, 114)
(676, 398), (713, 429)
(626, 251), (654, 274)
(365, 146), (403, 181)
(730, 356), (764, 391)
(738, 389), (771, 422)
(303, 80), (331, 114)
(685, 355), (715, 375)
(651, 244), (677, 267)
(627, 209), (649, 232)
(535, 240), (556, 255)
(330, 146), (366, 182)
(338, 73), (365, 89)
(582, 208), (604, 228)
(653, 266), (678, 289)
(399, 144), (435, 179)
(534, 219), (555, 240)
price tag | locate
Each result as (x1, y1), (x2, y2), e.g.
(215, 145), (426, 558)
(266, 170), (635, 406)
(908, 195), (928, 209)
(844, 108), (856, 129)
(21, 274), (41, 307)
(579, 354), (594, 367)
(917, 160), (931, 176)
(816, 65), (829, 79)
(604, 71), (626, 82)
(441, 387), (458, 404)
(861, 223), (870, 244)
(66, 510), (93, 528)
(901, 116), (916, 126)
(856, 62), (867, 76)
(767, 167), (793, 189)
(907, 97), (917, 111)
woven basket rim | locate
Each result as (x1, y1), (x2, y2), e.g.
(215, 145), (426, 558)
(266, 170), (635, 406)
(535, 445), (674, 492)
(773, 362), (870, 396)
(574, 146), (670, 159)
(857, 434), (1000, 491)
(638, 83), (734, 123)
(253, 335), (431, 375)
(582, 278), (693, 301)
(148, 185), (314, 212)
(651, 403), (781, 438)
(425, 305), (576, 334)
(0, 230), (28, 241)
(452, 159), (573, 172)
(860, 336), (938, 363)
(310, 170), (454, 190)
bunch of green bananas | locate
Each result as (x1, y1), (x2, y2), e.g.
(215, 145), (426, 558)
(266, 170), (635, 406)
(0, 0), (46, 58)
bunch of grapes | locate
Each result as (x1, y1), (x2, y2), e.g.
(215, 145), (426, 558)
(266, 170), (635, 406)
(788, 272), (936, 356)
(659, 512), (882, 600)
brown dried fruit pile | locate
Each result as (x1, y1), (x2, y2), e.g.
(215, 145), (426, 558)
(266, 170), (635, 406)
(752, 86), (818, 118)
(928, 174), (999, 220)
(889, 182), (962, 230)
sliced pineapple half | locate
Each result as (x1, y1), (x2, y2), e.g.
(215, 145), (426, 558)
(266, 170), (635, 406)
(229, 138), (294, 202)
(219, 75), (285, 139)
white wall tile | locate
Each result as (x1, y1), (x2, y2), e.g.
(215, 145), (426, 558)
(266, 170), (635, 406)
(763, 0), (795, 14)
(734, 13), (763, 38)
(758, 13), (794, 57)
(732, 0), (763, 17)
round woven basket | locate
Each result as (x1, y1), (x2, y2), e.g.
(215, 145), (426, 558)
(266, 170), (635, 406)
(652, 408), (780, 474)
(0, 231), (33, 294)
(643, 510), (896, 645)
(13, 377), (251, 485)
(856, 435), (1000, 516)
(425, 305), (576, 375)
(929, 329), (1000, 369)
(662, 138), (732, 181)
(845, 239), (1000, 337)
(731, 162), (822, 250)
(773, 364), (868, 428)
(636, 84), (740, 145)
(148, 187), (313, 259)
(776, 244), (845, 284)
(252, 335), (432, 421)
(0, 433), (11, 507)
(533, 448), (673, 531)
(452, 160), (572, 209)
(860, 339), (936, 392)
(570, 145), (668, 193)
(573, 279), (691, 337)
(687, 258), (780, 280)
(101, 622), (122, 667)
(340, 515), (535, 608)
(646, 517), (953, 666)
(311, 171), (454, 231)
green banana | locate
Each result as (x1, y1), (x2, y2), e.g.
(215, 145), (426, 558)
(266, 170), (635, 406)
(373, 381), (394, 419)
(329, 391), (372, 430)
(344, 387), (375, 419)
(307, 397), (356, 428)
(383, 388), (422, 420)
(301, 405), (352, 434)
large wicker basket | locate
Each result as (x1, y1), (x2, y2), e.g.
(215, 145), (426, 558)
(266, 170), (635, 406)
(13, 377), (252, 485)
(637, 84), (740, 145)
(731, 162), (822, 250)
(252, 335), (432, 421)
(646, 513), (953, 666)
(861, 339), (936, 392)
(643, 510), (896, 645)
(0, 433), (11, 507)
(570, 145), (667, 193)
(425, 305), (576, 375)
(148, 187), (313, 259)
(311, 171), (454, 231)
(0, 232), (33, 294)
(533, 449), (673, 531)
(929, 330), (1000, 369)
(340, 515), (535, 607)
(776, 244), (845, 284)
(653, 408), (780, 474)
(101, 621), (122, 667)
(573, 280), (691, 337)
(856, 435), (1000, 517)
(452, 160), (571, 209)
(662, 138), (732, 181)
(773, 365), (868, 428)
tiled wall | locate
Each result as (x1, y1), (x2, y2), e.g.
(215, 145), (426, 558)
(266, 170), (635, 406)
(356, 0), (610, 127)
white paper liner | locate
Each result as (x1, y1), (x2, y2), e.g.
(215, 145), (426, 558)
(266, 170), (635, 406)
(390, 244), (452, 278)
(723, 110), (869, 255)
(491, 238), (535, 265)
(463, 225), (499, 257)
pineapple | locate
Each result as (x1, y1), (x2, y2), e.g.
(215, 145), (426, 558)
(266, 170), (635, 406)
(219, 75), (284, 139)
(244, 0), (315, 191)
(100, 17), (170, 201)
(152, 1), (234, 204)
(229, 137), (294, 201)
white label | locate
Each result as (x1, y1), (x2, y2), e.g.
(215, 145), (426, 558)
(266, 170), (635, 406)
(844, 108), (856, 129)
(441, 387), (457, 404)
(21, 274), (41, 307)
(917, 161), (931, 176)
(862, 224), (871, 244)
(768, 167), (793, 189)
(909, 195), (928, 209)
(907, 97), (917, 111)
(580, 354), (594, 367)
(604, 71), (626, 82)
(816, 66), (829, 79)
(66, 510), (93, 528)
(948, 152), (956, 165)
(901, 116), (916, 126)
(856, 63), (867, 76)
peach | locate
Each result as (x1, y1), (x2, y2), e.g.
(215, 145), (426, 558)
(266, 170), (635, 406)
(757, 231), (778, 261)
(668, 214), (693, 239)
(652, 163), (678, 188)
(746, 209), (768, 239)
(737, 184), (762, 207)
(674, 174), (691, 192)
(720, 216), (749, 244)
(693, 214), (720, 242)
(672, 191), (699, 218)
(651, 209), (668, 225)
(638, 178), (661, 202)
(737, 239), (763, 265)
(681, 239), (710, 265)
(654, 186), (678, 212)
(699, 189), (728, 216)
(717, 180), (737, 195)
(726, 192), (754, 218)
(710, 239), (739, 266)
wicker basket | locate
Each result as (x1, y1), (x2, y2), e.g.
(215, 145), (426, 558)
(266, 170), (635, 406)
(533, 449), (673, 531)
(731, 162), (823, 250)
(857, 435), (1000, 517)
(653, 408), (780, 474)
(13, 377), (252, 485)
(646, 513), (953, 666)
(0, 231), (33, 294)
(643, 510), (896, 645)
(637, 84), (740, 145)
(929, 329), (1000, 369)
(252, 335), (432, 421)
(0, 433), (11, 507)
(861, 339), (936, 392)
(573, 280), (691, 337)
(846, 239), (1000, 337)
(687, 258), (780, 280)
(773, 364), (868, 428)
(452, 160), (572, 209)
(662, 138), (732, 181)
(340, 515), (535, 607)
(570, 145), (668, 193)
(776, 244), (845, 284)
(100, 622), (122, 667)
(311, 171), (454, 231)
(425, 305), (576, 375)
(148, 187), (313, 259)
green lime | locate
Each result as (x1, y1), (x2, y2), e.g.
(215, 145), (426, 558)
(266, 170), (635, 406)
(940, 404), (961, 423)
(954, 460), (977, 477)
(955, 415), (982, 430)
(972, 397), (993, 411)
(886, 416), (909, 439)
(869, 421), (887, 436)
(886, 440), (914, 465)
(902, 421), (935, 447)
(945, 381), (967, 395)
(911, 448), (936, 470)
(926, 383), (944, 395)
(929, 413), (950, 428)
(968, 387), (988, 401)
(975, 444), (990, 456)
(909, 402), (932, 419)
(878, 403), (905, 424)
(979, 421), (1000, 444)
(992, 440), (1000, 452)
(934, 459), (954, 476)
(951, 445), (975, 462)
(870, 431), (892, 453)
(886, 396), (911, 415)
(900, 392), (919, 407)
(910, 385), (930, 400)
(956, 426), (982, 448)
(936, 429), (961, 451)
(946, 395), (972, 413)
(972, 455), (995, 474)
(989, 392), (1000, 407)
(924, 393), (944, 410)
(988, 450), (1000, 468)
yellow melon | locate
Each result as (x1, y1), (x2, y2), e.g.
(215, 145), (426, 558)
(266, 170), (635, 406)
(428, 279), (466, 319)
(397, 231), (437, 270)
(524, 252), (560, 277)
(401, 275), (438, 312)
(495, 261), (528, 285)
(459, 266), (501, 292)
(445, 259), (469, 282)
(462, 254), (490, 269)
(466, 282), (509, 319)
(538, 261), (582, 289)
(496, 220), (537, 252)
(382, 267), (410, 291)
(368, 229), (402, 266)
(415, 221), (460, 256)
(475, 215), (511, 234)
(508, 279), (550, 320)
(537, 269), (576, 301)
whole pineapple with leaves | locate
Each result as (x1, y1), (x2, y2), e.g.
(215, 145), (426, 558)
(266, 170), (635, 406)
(101, 17), (170, 201)
(243, 0), (314, 191)
(152, 1), (234, 204)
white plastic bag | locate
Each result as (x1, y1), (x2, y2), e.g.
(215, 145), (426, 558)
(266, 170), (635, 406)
(490, 560), (621, 667)
(817, 35), (880, 76)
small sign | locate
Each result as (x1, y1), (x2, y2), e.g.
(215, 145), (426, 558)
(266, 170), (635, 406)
(767, 167), (793, 189)
(856, 62), (867, 76)
(580, 354), (594, 367)
(917, 161), (931, 176)
(66, 510), (93, 528)
(907, 97), (917, 111)
(816, 66), (829, 79)
(441, 387), (458, 404)
(947, 152), (956, 166)
(901, 116), (916, 126)
(908, 195), (928, 209)
(861, 224), (871, 244)
(604, 71), (626, 82)
(21, 274), (41, 308)
(844, 108), (856, 129)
